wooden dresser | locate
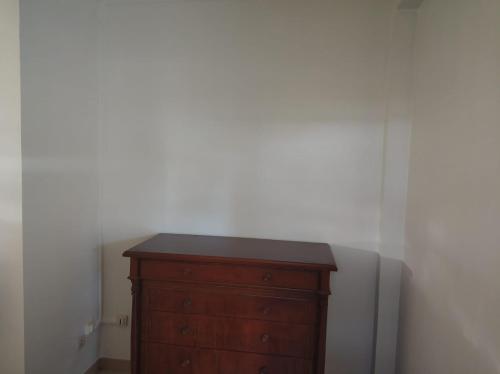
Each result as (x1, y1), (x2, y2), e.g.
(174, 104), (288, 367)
(123, 234), (337, 374)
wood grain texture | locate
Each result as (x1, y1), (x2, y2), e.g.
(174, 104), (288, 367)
(218, 350), (313, 374)
(140, 259), (319, 290)
(124, 233), (337, 271)
(124, 233), (336, 374)
(145, 286), (318, 324)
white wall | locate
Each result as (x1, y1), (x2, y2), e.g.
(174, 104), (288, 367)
(20, 0), (101, 372)
(0, 0), (24, 372)
(398, 0), (500, 373)
(98, 1), (404, 373)
(374, 9), (416, 374)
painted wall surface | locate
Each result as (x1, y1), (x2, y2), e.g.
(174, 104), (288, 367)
(20, 0), (101, 372)
(0, 0), (24, 372)
(98, 1), (399, 373)
(398, 0), (500, 373)
(374, 9), (415, 374)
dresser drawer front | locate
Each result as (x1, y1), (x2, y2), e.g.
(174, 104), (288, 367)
(141, 260), (318, 290)
(146, 312), (218, 348)
(143, 343), (312, 374)
(221, 318), (315, 359)
(221, 294), (317, 325)
(146, 286), (318, 324)
(143, 343), (217, 374)
(219, 351), (313, 374)
(147, 287), (213, 316)
(145, 312), (315, 359)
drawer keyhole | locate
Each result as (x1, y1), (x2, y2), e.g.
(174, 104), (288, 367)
(261, 306), (271, 315)
(262, 272), (273, 282)
(181, 359), (191, 367)
(183, 268), (193, 276)
(180, 326), (191, 336)
(183, 298), (192, 307)
(261, 333), (270, 343)
(259, 367), (269, 374)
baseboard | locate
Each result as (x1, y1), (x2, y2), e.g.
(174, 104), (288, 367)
(84, 360), (99, 374)
(85, 358), (130, 373)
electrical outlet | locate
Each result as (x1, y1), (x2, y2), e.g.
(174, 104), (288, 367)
(78, 335), (87, 350)
(117, 314), (129, 327)
(84, 321), (95, 335)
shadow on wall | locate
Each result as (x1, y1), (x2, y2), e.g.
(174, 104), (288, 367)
(396, 264), (500, 374)
(101, 237), (391, 374)
(99, 236), (153, 359)
(327, 245), (379, 374)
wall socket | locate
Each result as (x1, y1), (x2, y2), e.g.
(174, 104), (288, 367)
(101, 314), (130, 327)
(84, 321), (96, 335)
(78, 320), (97, 350)
(78, 335), (87, 350)
(117, 314), (129, 327)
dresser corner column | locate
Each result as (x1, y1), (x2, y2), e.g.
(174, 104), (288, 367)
(129, 257), (142, 374)
(316, 270), (332, 374)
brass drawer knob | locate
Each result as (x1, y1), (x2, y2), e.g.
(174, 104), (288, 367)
(181, 359), (191, 367)
(261, 333), (270, 343)
(183, 298), (192, 307)
(259, 367), (269, 374)
(262, 272), (273, 282)
(180, 326), (191, 335)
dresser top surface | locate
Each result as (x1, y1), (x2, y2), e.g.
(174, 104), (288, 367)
(123, 233), (337, 271)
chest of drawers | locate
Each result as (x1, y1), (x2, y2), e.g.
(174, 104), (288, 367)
(124, 234), (337, 374)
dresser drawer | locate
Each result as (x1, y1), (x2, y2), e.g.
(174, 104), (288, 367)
(219, 351), (313, 374)
(147, 287), (214, 315)
(145, 312), (315, 359)
(220, 293), (317, 325)
(146, 312), (218, 348)
(143, 343), (217, 374)
(221, 318), (315, 359)
(140, 260), (319, 290)
(146, 286), (318, 324)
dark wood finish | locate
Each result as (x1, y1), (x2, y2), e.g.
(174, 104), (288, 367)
(124, 233), (337, 374)
(316, 271), (332, 374)
(144, 343), (218, 374)
(129, 258), (141, 374)
(140, 260), (319, 290)
(146, 312), (218, 347)
(218, 351), (313, 374)
(145, 311), (315, 358)
(142, 344), (312, 374)
(220, 317), (315, 358)
(125, 233), (337, 271)
(146, 286), (318, 324)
